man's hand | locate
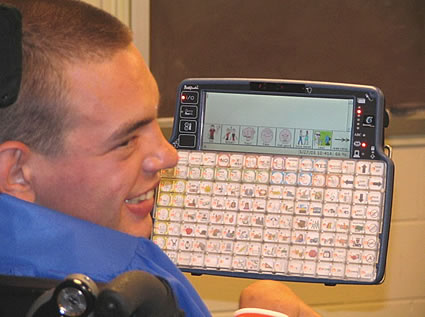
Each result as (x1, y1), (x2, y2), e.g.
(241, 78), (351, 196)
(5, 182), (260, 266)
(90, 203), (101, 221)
(239, 281), (321, 317)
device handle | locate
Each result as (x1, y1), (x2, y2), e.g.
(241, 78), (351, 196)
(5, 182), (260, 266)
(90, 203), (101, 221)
(384, 144), (393, 159)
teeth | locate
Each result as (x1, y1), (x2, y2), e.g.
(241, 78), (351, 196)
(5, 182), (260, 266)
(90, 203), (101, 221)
(125, 190), (155, 204)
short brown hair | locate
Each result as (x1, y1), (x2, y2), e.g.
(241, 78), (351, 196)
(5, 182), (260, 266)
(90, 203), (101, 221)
(0, 0), (133, 155)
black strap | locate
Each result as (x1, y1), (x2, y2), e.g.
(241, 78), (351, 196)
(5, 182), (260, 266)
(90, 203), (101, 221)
(0, 4), (22, 108)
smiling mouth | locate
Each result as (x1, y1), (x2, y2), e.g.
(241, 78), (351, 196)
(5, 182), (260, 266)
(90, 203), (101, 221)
(125, 189), (155, 204)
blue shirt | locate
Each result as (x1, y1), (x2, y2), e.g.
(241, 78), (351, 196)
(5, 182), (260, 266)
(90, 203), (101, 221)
(0, 194), (211, 317)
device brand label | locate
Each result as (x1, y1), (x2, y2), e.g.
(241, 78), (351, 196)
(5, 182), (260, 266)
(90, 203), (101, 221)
(183, 85), (199, 90)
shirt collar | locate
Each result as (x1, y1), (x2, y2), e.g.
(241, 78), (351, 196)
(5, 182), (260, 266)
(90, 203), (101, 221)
(0, 194), (140, 280)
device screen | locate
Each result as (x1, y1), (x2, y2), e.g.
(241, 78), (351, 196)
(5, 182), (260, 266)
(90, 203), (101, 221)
(201, 92), (354, 158)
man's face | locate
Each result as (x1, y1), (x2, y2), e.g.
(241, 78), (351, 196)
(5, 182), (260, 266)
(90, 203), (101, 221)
(28, 44), (178, 238)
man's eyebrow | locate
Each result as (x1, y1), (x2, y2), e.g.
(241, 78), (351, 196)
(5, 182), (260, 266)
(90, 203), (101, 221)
(107, 117), (154, 143)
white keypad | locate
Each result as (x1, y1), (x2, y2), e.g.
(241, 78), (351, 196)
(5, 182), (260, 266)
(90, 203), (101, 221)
(153, 150), (387, 282)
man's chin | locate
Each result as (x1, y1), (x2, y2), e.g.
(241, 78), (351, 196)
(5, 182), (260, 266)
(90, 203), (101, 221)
(117, 213), (153, 238)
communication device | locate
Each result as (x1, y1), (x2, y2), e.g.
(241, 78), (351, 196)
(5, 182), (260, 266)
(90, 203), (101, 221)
(151, 78), (394, 285)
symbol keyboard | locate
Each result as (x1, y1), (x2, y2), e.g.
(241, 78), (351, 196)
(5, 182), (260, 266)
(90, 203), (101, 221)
(152, 150), (387, 282)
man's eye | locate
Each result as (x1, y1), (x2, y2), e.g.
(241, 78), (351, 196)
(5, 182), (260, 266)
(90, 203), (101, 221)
(117, 136), (137, 148)
(118, 140), (130, 147)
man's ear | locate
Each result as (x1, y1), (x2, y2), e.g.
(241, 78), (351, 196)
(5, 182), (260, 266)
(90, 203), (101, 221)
(0, 141), (35, 202)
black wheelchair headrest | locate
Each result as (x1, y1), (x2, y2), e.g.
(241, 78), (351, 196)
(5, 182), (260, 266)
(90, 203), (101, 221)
(0, 4), (22, 108)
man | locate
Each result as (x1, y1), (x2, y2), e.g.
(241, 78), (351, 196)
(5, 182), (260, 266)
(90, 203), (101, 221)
(0, 1), (319, 316)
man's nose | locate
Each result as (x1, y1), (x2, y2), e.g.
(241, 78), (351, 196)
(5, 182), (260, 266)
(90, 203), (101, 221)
(142, 127), (178, 173)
